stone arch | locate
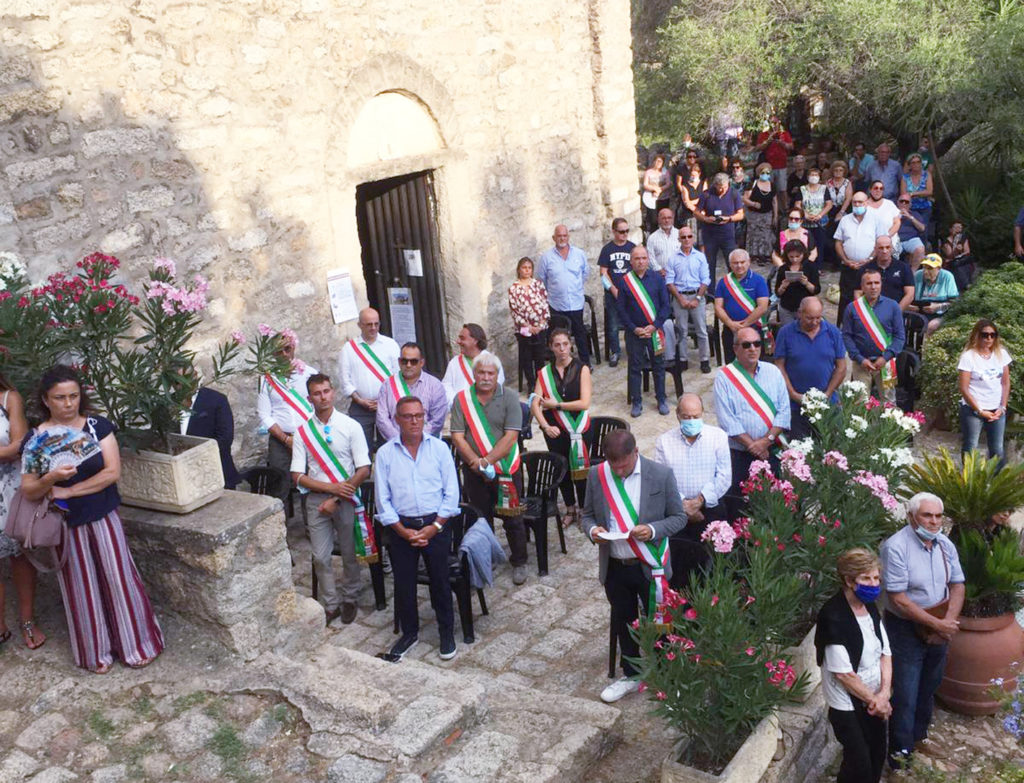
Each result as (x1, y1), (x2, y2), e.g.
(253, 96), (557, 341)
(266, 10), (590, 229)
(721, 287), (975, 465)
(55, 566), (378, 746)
(346, 91), (445, 168)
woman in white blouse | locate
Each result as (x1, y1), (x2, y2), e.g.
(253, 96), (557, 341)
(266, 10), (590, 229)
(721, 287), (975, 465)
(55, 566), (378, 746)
(959, 318), (1012, 470)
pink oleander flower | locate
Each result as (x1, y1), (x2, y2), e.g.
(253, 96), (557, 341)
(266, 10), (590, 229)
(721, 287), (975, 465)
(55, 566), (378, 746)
(279, 327), (298, 349)
(766, 659), (798, 689)
(865, 396), (881, 410)
(153, 257), (177, 276)
(655, 691), (667, 701)
(630, 619), (640, 629)
(792, 533), (802, 543)
(291, 358), (306, 373)
(745, 647), (755, 656)
(700, 520), (736, 553)
(231, 329), (246, 344)
(665, 652), (676, 661)
(638, 682), (647, 693)
(684, 608), (698, 621)
(818, 535), (827, 546)
(852, 470), (899, 512)
(907, 410), (926, 424)
(744, 595), (756, 606)
(780, 448), (813, 483)
(257, 323), (275, 336)
(731, 517), (752, 540)
(711, 595), (719, 607)
(664, 589), (687, 608)
(693, 654), (701, 663)
(823, 451), (849, 471)
(748, 460), (773, 479)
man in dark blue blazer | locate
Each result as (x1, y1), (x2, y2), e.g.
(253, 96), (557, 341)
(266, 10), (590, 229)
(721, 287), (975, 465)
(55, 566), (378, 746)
(185, 387), (241, 489)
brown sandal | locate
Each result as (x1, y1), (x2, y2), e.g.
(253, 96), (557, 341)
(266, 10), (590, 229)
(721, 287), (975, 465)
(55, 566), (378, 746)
(561, 506), (578, 529)
(94, 661), (112, 674)
(20, 621), (45, 650)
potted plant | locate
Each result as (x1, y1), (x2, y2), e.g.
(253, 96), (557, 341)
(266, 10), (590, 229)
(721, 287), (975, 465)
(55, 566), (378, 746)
(904, 449), (1024, 714)
(0, 252), (289, 512)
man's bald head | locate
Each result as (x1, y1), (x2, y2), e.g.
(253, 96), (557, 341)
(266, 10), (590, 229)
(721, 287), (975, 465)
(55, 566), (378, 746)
(677, 393), (704, 418)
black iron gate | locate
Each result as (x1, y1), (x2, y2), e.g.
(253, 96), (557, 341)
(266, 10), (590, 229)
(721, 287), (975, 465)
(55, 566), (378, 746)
(355, 170), (448, 376)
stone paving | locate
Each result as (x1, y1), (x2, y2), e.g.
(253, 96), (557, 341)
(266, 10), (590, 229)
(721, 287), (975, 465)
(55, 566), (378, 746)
(1, 267), (1017, 782)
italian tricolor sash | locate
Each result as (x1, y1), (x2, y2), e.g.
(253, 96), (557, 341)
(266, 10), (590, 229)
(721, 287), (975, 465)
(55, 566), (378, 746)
(720, 361), (788, 450)
(456, 386), (522, 516)
(622, 271), (665, 355)
(537, 363), (591, 479)
(457, 355), (474, 385)
(264, 375), (313, 420)
(596, 461), (671, 631)
(350, 340), (392, 384)
(723, 272), (770, 333)
(850, 296), (897, 389)
(297, 416), (378, 564)
(386, 373), (412, 404)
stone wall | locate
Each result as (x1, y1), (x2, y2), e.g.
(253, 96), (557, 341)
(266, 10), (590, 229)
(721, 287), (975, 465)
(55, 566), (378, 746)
(0, 0), (640, 462)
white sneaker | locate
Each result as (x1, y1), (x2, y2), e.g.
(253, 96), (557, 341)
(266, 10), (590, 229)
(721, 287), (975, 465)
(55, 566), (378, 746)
(600, 677), (640, 703)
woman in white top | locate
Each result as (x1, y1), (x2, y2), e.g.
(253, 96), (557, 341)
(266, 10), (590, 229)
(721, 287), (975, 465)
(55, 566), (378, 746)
(814, 548), (891, 783)
(958, 319), (1012, 469)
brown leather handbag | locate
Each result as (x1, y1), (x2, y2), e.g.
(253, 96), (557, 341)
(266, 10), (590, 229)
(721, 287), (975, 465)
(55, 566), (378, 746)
(4, 489), (68, 572)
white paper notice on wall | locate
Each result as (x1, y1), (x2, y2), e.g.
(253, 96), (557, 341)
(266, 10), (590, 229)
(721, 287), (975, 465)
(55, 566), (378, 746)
(327, 269), (359, 324)
(403, 248), (423, 277)
(388, 287), (417, 344)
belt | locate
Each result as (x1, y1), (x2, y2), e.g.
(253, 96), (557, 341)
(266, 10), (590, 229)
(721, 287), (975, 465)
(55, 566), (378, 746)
(679, 289), (699, 295)
(611, 556), (641, 566)
(399, 513), (438, 529)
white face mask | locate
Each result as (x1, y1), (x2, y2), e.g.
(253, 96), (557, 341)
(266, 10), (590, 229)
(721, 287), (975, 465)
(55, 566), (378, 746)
(808, 175), (820, 185)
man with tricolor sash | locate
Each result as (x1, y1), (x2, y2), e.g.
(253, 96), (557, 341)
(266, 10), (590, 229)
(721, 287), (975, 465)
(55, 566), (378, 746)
(713, 326), (791, 498)
(581, 429), (686, 704)
(713, 249), (770, 364)
(441, 323), (506, 406)
(842, 268), (906, 404)
(375, 342), (447, 442)
(450, 352), (531, 585)
(290, 374), (371, 627)
(615, 246), (672, 418)
(339, 307), (400, 453)
(256, 330), (319, 505)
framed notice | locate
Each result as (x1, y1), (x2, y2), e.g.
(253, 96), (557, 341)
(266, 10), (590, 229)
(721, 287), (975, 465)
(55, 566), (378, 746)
(388, 287), (416, 344)
(327, 269), (358, 324)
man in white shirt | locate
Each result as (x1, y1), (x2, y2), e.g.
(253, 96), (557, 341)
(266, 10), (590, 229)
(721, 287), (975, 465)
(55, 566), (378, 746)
(338, 307), (400, 453)
(834, 191), (885, 324)
(441, 323), (505, 405)
(645, 207), (678, 276)
(290, 374), (371, 626)
(653, 393), (731, 588)
(256, 331), (319, 503)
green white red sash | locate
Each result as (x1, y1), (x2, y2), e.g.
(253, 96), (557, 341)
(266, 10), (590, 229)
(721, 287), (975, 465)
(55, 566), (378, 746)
(723, 272), (770, 332)
(596, 461), (671, 631)
(720, 361), (788, 449)
(456, 386), (521, 516)
(537, 363), (591, 479)
(297, 416), (378, 564)
(350, 340), (392, 384)
(622, 271), (665, 355)
(850, 296), (897, 388)
(264, 374), (313, 420)
(386, 373), (412, 404)
(457, 355), (474, 385)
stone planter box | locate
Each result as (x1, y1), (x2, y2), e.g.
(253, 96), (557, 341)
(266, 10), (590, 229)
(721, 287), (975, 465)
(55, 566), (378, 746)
(661, 712), (779, 783)
(120, 433), (224, 513)
(782, 624), (819, 703)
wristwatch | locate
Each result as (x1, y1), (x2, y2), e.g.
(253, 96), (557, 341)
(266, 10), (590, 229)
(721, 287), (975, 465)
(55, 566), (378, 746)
(433, 521), (444, 532)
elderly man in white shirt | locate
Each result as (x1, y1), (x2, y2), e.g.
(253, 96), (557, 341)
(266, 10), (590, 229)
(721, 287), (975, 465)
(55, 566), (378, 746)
(338, 307), (400, 452)
(653, 393), (731, 588)
(256, 330), (319, 503)
(645, 207), (679, 277)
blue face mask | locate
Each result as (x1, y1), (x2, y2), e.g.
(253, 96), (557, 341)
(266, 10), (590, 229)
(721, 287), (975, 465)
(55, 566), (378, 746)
(679, 418), (703, 437)
(914, 525), (938, 542)
(853, 205), (867, 216)
(788, 221), (801, 230)
(854, 584), (881, 603)
(759, 172), (771, 181)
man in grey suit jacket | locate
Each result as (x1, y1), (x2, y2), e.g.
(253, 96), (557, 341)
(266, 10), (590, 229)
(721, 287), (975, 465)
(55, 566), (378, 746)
(581, 429), (687, 703)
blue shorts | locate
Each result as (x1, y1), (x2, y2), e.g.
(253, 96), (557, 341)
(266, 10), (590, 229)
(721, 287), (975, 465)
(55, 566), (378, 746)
(901, 237), (924, 253)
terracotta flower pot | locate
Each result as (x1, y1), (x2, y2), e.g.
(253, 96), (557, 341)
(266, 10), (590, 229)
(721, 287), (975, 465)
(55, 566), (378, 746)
(936, 612), (1024, 715)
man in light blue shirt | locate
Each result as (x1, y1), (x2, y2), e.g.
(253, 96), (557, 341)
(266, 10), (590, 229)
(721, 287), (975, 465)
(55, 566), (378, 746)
(374, 396), (461, 661)
(665, 227), (711, 373)
(536, 224), (591, 365)
(865, 143), (903, 200)
(713, 326), (790, 496)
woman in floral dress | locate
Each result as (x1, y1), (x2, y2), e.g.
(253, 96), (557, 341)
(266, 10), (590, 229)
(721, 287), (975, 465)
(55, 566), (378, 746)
(508, 257), (551, 386)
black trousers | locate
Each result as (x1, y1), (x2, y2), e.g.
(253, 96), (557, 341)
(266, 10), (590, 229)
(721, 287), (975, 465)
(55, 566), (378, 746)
(462, 467), (528, 566)
(836, 266), (861, 326)
(516, 331), (549, 389)
(668, 506), (720, 590)
(389, 515), (454, 639)
(348, 401), (380, 454)
(266, 436), (293, 504)
(829, 704), (887, 783)
(542, 429), (592, 508)
(605, 558), (650, 677)
(551, 308), (591, 365)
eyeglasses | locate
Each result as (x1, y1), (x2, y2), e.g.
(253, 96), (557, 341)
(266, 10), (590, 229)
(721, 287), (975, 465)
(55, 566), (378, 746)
(732, 165), (743, 170)
(981, 331), (998, 338)
(870, 185), (883, 190)
(739, 340), (763, 349)
(399, 357), (421, 365)
(680, 234), (693, 238)
(614, 228), (628, 234)
(397, 413), (425, 421)
(897, 200), (910, 204)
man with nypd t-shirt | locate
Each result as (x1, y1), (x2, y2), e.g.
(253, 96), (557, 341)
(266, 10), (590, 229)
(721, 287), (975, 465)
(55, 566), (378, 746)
(598, 217), (636, 367)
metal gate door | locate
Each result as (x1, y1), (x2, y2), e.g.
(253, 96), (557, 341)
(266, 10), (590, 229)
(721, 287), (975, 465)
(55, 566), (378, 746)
(355, 170), (448, 376)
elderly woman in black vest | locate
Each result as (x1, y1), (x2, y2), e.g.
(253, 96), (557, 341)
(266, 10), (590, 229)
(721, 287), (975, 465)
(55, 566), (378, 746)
(814, 548), (892, 783)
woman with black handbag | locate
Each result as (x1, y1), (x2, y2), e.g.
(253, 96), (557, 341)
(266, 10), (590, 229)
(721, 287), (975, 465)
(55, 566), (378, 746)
(21, 365), (163, 673)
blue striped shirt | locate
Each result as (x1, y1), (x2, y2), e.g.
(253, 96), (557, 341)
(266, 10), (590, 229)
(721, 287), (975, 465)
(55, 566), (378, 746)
(713, 361), (791, 448)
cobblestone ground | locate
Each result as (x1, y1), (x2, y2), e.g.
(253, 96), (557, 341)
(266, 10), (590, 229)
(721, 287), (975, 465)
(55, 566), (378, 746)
(0, 268), (1017, 782)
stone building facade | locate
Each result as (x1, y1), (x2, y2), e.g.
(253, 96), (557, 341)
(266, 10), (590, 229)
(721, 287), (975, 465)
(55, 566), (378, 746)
(0, 0), (639, 457)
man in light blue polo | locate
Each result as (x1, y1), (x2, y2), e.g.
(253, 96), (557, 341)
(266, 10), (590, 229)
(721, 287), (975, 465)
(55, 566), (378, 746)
(665, 226), (711, 374)
(880, 492), (964, 770)
(375, 396), (462, 661)
(865, 143), (903, 201)
(774, 297), (846, 439)
(536, 224), (591, 366)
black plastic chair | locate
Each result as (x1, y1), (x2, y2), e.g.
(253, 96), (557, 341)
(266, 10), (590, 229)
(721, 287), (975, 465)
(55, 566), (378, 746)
(903, 311), (928, 356)
(895, 349), (922, 413)
(519, 401), (533, 452)
(589, 417), (630, 465)
(388, 503), (489, 644)
(521, 451), (569, 576)
(309, 480), (387, 612)
(242, 465), (300, 520)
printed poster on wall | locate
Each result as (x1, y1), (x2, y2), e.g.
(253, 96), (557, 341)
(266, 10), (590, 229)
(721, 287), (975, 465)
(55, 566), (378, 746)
(327, 269), (358, 324)
(403, 249), (423, 277)
(388, 287), (417, 345)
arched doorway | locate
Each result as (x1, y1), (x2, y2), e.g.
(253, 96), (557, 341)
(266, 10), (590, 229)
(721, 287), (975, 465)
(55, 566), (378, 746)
(350, 92), (449, 375)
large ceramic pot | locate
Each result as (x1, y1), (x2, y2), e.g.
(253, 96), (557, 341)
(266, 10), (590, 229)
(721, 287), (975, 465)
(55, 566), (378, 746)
(119, 434), (224, 513)
(782, 625), (819, 703)
(661, 712), (779, 783)
(936, 612), (1024, 715)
